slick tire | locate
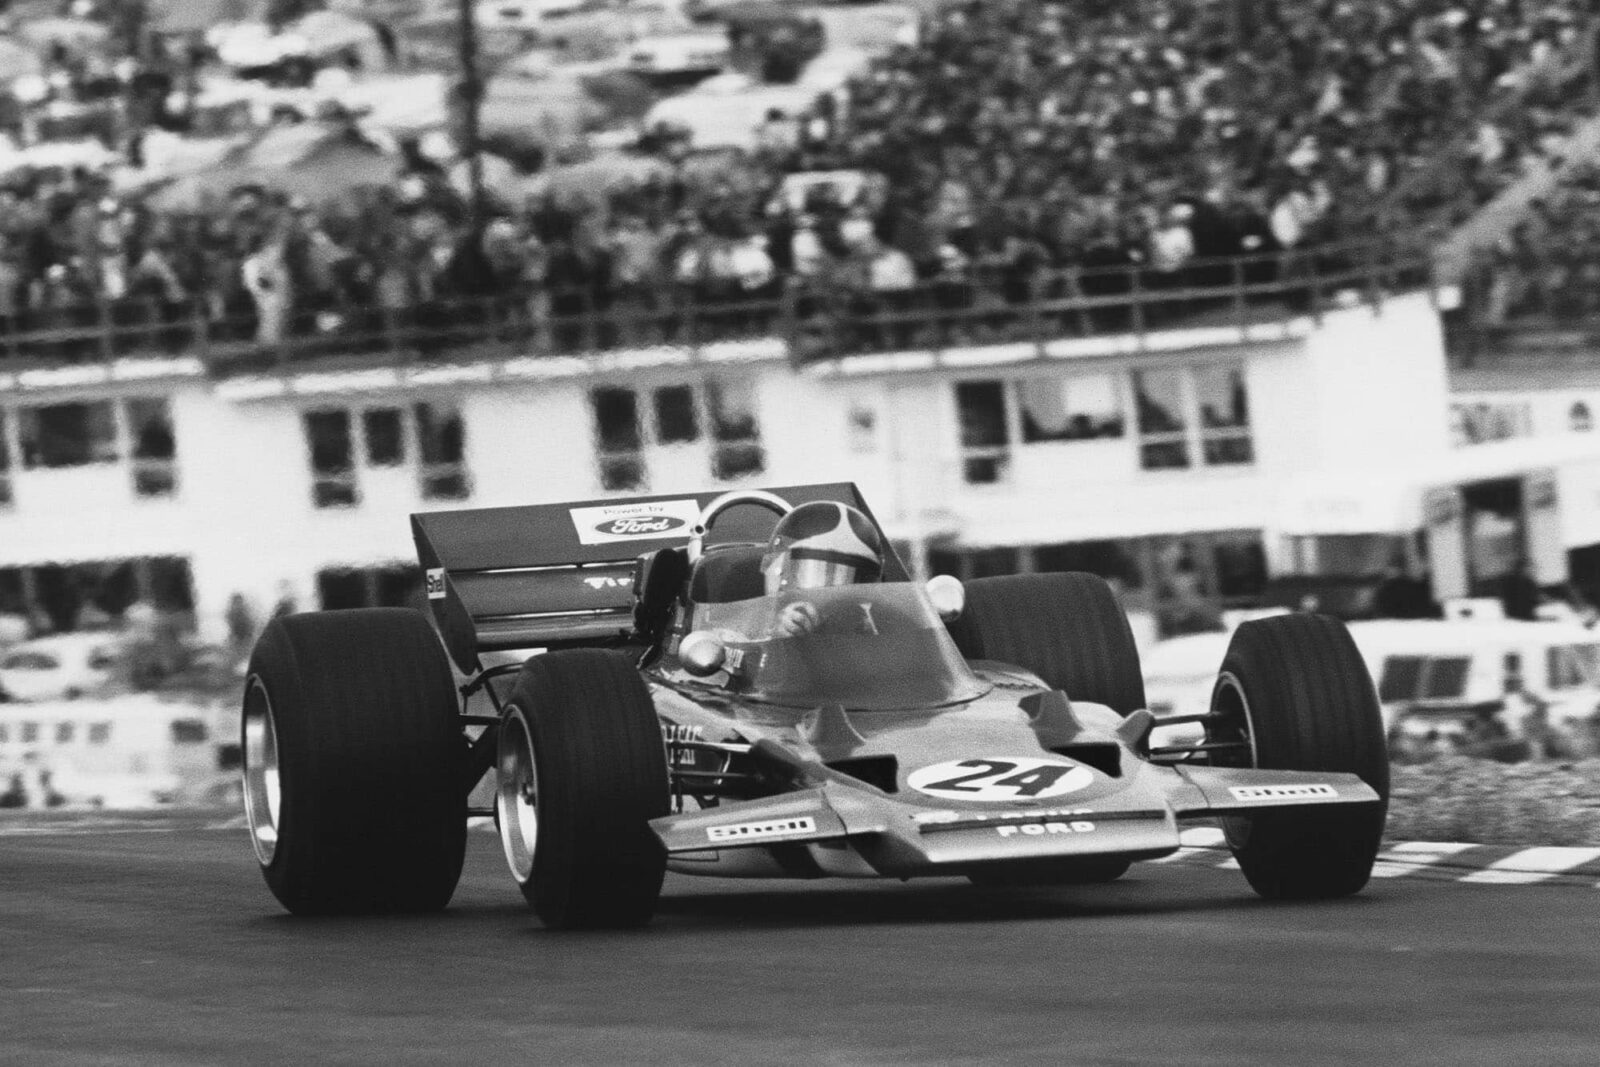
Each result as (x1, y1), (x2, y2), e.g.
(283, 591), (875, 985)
(241, 609), (466, 915)
(495, 649), (669, 929)
(1212, 613), (1389, 900)
(967, 856), (1132, 887)
(948, 572), (1146, 714)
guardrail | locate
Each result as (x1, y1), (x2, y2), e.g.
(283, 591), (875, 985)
(0, 236), (1439, 380)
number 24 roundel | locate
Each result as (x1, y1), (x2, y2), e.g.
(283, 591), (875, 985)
(906, 757), (1094, 802)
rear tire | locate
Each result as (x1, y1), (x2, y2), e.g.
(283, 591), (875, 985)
(495, 649), (669, 929)
(241, 609), (466, 915)
(948, 572), (1146, 714)
(1210, 614), (1389, 900)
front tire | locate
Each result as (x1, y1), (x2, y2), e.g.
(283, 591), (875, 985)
(1209, 614), (1389, 900)
(496, 649), (669, 929)
(948, 572), (1146, 714)
(241, 609), (466, 915)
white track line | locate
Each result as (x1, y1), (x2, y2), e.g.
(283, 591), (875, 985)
(1369, 842), (1481, 878)
(1459, 846), (1600, 885)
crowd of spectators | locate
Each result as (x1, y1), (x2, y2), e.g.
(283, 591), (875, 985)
(3, 0), (1600, 364)
(807, 0), (1592, 269)
(1469, 160), (1600, 325)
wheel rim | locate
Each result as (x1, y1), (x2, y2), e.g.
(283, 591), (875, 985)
(1206, 671), (1260, 769)
(1209, 670), (1262, 849)
(495, 706), (540, 883)
(241, 676), (282, 867)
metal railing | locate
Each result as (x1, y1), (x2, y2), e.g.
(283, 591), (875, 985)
(0, 236), (1439, 380)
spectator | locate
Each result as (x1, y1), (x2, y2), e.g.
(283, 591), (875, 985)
(225, 592), (257, 661)
(606, 213), (663, 344)
(241, 235), (290, 346)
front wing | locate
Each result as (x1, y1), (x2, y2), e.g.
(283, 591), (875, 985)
(649, 762), (1381, 879)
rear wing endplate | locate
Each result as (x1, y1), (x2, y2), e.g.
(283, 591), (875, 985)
(412, 482), (905, 673)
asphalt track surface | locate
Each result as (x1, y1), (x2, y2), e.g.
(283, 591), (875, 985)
(5, 814), (1600, 1066)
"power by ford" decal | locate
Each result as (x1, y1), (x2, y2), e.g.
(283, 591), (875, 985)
(595, 515), (687, 538)
(570, 499), (702, 545)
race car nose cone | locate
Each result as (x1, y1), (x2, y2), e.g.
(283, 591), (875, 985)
(926, 574), (965, 621)
(680, 630), (728, 677)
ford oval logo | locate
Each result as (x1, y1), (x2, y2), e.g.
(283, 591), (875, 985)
(595, 515), (687, 537)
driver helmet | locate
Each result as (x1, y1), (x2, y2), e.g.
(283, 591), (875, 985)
(761, 502), (884, 595)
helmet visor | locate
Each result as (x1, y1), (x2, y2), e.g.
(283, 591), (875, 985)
(783, 557), (872, 591)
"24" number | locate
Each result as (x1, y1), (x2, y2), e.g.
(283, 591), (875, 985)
(922, 759), (1073, 798)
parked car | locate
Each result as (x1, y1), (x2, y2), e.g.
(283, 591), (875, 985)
(0, 634), (122, 703)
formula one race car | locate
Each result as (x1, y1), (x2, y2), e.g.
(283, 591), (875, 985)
(240, 483), (1390, 926)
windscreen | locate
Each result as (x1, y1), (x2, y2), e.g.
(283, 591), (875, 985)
(692, 583), (989, 710)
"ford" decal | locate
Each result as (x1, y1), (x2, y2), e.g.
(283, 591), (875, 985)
(595, 515), (687, 537)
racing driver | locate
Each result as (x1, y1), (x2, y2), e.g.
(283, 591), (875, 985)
(760, 501), (885, 636)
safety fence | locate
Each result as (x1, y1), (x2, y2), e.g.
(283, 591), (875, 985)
(0, 236), (1440, 379)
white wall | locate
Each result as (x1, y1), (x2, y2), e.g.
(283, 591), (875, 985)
(1300, 294), (1453, 473)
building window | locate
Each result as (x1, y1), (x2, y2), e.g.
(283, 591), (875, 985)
(304, 404), (470, 505)
(0, 408), (11, 507)
(56, 721), (75, 744)
(18, 401), (118, 469)
(21, 722), (38, 744)
(706, 380), (764, 480)
(3, 557), (191, 634)
(593, 387), (645, 491)
(1378, 655), (1471, 701)
(0, 568), (20, 617)
(317, 565), (423, 610)
(146, 556), (196, 613)
(363, 408), (404, 467)
(127, 398), (178, 497)
(88, 722), (111, 744)
(956, 381), (1008, 484)
(415, 402), (470, 500)
(317, 568), (368, 610)
(590, 379), (766, 489)
(929, 545), (1022, 580)
(654, 386), (699, 444)
(170, 720), (208, 745)
(0, 722), (8, 744)
(1017, 374), (1124, 442)
(1212, 536), (1267, 602)
(1132, 370), (1189, 469)
(1035, 541), (1143, 591)
(305, 410), (358, 508)
(1194, 365), (1253, 466)
(1571, 402), (1593, 433)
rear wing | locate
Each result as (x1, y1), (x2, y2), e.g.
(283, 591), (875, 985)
(412, 482), (907, 673)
